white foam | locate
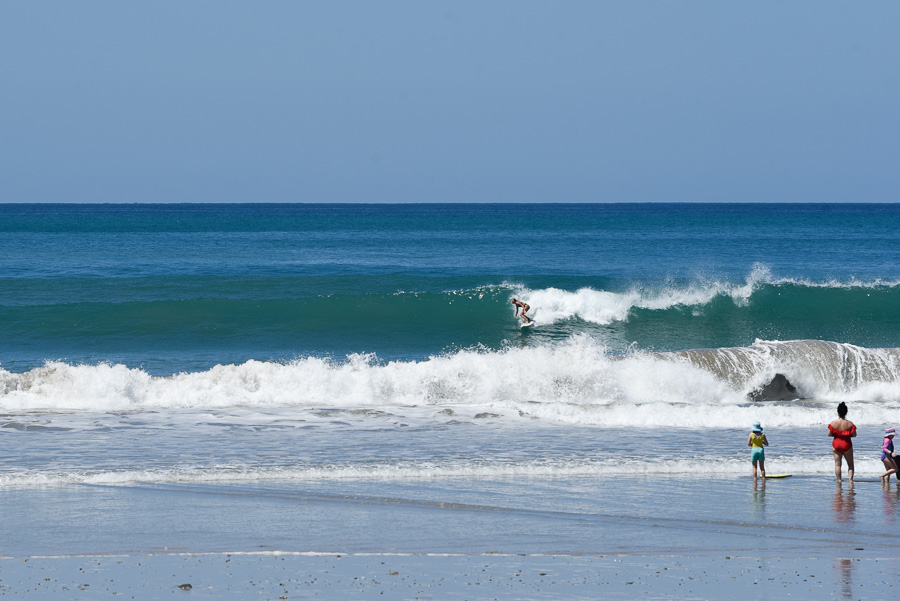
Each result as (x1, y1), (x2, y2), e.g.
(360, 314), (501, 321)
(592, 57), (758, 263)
(508, 265), (767, 326)
(0, 338), (733, 413)
(3, 337), (900, 428)
(509, 264), (900, 326)
(0, 455), (885, 488)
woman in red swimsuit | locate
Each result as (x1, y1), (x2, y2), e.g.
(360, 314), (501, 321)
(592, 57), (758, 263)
(828, 402), (857, 482)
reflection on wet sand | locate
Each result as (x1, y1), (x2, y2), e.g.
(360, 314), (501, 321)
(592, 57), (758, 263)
(751, 478), (766, 517)
(834, 557), (853, 600)
(832, 480), (856, 523)
(883, 482), (899, 522)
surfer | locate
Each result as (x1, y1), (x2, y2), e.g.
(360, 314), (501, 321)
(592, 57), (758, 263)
(828, 402), (857, 482)
(747, 422), (768, 479)
(511, 298), (533, 325)
(880, 427), (897, 484)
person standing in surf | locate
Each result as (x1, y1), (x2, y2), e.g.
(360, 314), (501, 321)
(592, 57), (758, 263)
(880, 427), (897, 484)
(828, 402), (857, 482)
(511, 298), (533, 325)
(747, 421), (768, 479)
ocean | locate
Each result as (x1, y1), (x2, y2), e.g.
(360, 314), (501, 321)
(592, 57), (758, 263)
(3, 203), (900, 568)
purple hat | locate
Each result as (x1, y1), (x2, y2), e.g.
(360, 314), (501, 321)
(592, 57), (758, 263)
(886, 428), (896, 437)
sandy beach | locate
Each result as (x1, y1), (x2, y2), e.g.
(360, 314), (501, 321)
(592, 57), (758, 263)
(4, 552), (899, 600)
(3, 475), (900, 599)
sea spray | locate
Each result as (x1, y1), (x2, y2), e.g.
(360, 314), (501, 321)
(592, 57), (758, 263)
(509, 264), (772, 325)
(4, 338), (900, 422)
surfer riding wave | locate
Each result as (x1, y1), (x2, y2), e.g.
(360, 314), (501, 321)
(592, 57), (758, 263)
(511, 298), (533, 325)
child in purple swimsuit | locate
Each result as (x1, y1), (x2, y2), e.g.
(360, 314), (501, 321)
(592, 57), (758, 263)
(881, 428), (897, 484)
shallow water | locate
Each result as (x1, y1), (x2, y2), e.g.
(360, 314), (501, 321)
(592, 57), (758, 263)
(3, 474), (898, 559)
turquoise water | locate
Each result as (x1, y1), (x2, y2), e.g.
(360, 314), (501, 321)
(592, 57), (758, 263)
(3, 203), (900, 488)
(3, 203), (900, 373)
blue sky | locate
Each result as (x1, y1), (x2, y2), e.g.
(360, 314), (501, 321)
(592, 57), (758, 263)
(2, 2), (898, 203)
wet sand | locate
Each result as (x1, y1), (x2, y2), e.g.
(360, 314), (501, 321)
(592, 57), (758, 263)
(2, 476), (900, 599)
(3, 552), (898, 600)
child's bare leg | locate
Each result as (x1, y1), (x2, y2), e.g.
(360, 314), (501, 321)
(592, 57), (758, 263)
(759, 460), (766, 479)
(752, 459), (758, 479)
(845, 448), (855, 481)
(881, 458), (897, 483)
(833, 450), (843, 481)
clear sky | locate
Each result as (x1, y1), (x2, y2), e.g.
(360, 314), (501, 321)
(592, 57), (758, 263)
(2, 2), (898, 203)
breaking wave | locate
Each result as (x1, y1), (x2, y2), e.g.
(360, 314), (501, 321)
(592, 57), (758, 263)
(3, 338), (900, 429)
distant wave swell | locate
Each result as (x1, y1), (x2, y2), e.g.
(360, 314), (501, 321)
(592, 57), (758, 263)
(5, 267), (900, 359)
(513, 265), (900, 327)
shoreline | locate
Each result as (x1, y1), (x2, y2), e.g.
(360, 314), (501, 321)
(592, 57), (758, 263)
(3, 475), (900, 598)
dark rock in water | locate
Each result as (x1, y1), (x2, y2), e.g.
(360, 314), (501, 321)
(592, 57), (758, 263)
(177, 583), (192, 590)
(749, 374), (798, 402)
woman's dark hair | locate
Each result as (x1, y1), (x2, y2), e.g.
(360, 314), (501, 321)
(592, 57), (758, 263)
(837, 402), (848, 418)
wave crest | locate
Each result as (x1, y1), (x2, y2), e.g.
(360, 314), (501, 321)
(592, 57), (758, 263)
(512, 264), (900, 326)
(3, 338), (900, 421)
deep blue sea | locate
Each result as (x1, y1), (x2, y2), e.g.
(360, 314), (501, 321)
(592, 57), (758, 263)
(3, 203), (900, 487)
